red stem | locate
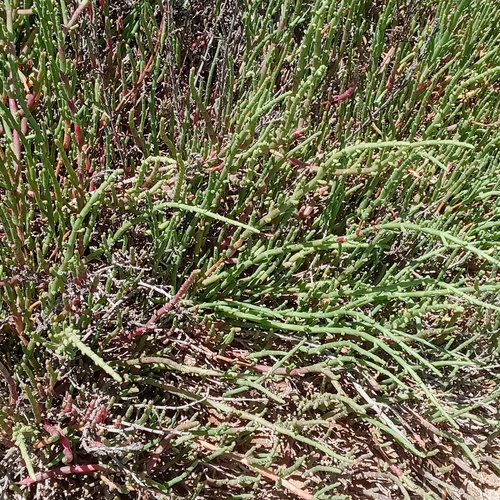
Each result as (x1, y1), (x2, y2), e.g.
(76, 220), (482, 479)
(19, 464), (108, 485)
(43, 423), (73, 463)
(8, 73), (21, 165)
(0, 360), (18, 403)
(64, 0), (90, 32)
(136, 270), (200, 334)
(331, 82), (357, 103)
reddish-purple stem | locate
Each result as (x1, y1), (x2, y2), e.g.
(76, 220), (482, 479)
(21, 117), (28, 135)
(19, 464), (107, 485)
(146, 435), (171, 474)
(93, 405), (108, 426)
(43, 423), (73, 463)
(74, 123), (83, 150)
(8, 73), (21, 165)
(43, 423), (59, 437)
(81, 398), (97, 425)
(137, 270), (200, 334)
(60, 434), (74, 464)
(64, 0), (90, 32)
(331, 82), (357, 103)
(0, 276), (20, 288)
(63, 393), (74, 414)
(0, 360), (18, 403)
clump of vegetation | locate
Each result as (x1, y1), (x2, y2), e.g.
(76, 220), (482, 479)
(1, 0), (499, 498)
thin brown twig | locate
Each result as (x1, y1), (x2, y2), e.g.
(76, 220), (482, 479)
(120, 355), (221, 377)
(146, 421), (198, 473)
(114, 14), (166, 114)
(197, 439), (313, 500)
(139, 270), (200, 332)
(470, 118), (500, 128)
